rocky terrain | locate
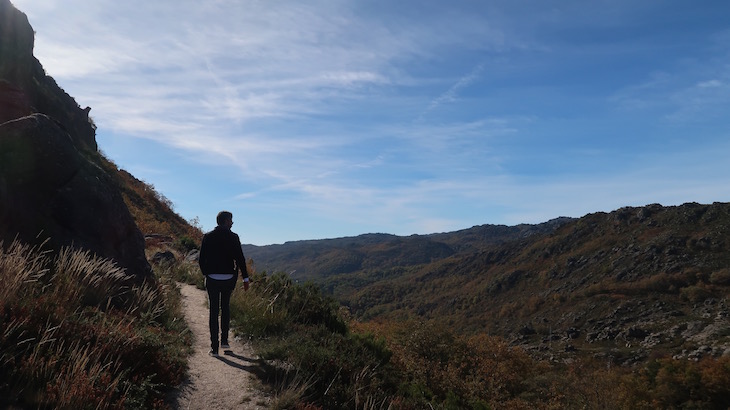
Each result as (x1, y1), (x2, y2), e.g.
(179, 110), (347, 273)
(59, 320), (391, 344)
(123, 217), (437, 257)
(0, 0), (150, 279)
(245, 202), (730, 365)
(2, 0), (727, 374)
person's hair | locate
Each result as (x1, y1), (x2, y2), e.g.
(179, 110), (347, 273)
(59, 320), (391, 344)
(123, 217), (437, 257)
(216, 211), (233, 226)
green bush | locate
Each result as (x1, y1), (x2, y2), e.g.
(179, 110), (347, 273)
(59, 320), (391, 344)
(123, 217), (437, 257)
(229, 271), (396, 409)
(230, 272), (289, 337)
(621, 356), (730, 409)
(226, 270), (730, 410)
(175, 236), (198, 252)
(162, 259), (204, 289)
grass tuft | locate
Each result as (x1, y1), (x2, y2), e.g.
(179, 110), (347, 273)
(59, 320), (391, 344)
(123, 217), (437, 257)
(0, 239), (189, 409)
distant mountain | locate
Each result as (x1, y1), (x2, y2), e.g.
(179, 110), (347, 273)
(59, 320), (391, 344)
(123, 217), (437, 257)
(244, 202), (730, 364)
(243, 217), (573, 280)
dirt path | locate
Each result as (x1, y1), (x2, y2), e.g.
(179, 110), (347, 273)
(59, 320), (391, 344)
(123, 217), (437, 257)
(174, 283), (270, 409)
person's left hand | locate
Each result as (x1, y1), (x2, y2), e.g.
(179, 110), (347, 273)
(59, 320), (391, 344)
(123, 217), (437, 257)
(243, 280), (250, 291)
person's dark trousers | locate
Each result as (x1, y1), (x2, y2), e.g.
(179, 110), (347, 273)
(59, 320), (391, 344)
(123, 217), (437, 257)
(205, 277), (236, 351)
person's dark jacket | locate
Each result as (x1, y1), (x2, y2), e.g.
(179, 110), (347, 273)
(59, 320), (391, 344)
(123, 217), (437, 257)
(198, 225), (249, 280)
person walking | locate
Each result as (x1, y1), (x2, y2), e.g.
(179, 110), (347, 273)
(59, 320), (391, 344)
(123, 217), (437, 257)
(198, 211), (250, 356)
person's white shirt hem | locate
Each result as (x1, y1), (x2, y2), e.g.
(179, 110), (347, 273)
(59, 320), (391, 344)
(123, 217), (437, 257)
(208, 273), (235, 280)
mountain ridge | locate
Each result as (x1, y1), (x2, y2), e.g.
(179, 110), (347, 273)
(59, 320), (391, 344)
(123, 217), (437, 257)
(243, 216), (574, 279)
(244, 201), (730, 364)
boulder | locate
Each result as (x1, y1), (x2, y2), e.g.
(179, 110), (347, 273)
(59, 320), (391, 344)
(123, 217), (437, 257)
(0, 0), (150, 279)
(0, 114), (151, 279)
(0, 81), (33, 123)
(151, 250), (176, 265)
(0, 0), (96, 152)
(0, 0), (35, 85)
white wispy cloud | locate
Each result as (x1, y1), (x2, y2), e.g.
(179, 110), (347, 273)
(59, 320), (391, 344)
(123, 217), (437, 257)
(419, 63), (486, 119)
(12, 0), (730, 243)
(21, 1), (515, 191)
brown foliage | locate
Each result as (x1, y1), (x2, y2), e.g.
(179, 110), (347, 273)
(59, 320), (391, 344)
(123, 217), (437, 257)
(351, 318), (730, 409)
(98, 154), (202, 244)
(0, 240), (190, 409)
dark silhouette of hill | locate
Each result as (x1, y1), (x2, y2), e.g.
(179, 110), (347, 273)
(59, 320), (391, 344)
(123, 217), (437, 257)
(243, 217), (572, 280)
(245, 202), (730, 364)
(0, 0), (201, 277)
(0, 0), (150, 278)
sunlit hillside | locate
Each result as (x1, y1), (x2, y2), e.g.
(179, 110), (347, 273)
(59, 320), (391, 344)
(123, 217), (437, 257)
(97, 153), (203, 247)
(246, 202), (730, 365)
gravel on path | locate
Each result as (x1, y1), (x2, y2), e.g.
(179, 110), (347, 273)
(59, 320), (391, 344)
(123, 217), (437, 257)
(174, 283), (269, 409)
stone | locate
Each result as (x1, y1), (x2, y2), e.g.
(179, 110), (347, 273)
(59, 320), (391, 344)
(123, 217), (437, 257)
(151, 250), (176, 265)
(0, 0), (96, 152)
(0, 0), (150, 279)
(0, 115), (151, 279)
(0, 81), (33, 123)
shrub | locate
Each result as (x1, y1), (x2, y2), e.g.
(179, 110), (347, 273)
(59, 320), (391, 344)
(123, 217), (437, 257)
(175, 236), (198, 253)
(679, 284), (714, 303)
(161, 259), (204, 289)
(229, 271), (396, 409)
(0, 239), (189, 409)
(709, 268), (730, 285)
(604, 356), (728, 409)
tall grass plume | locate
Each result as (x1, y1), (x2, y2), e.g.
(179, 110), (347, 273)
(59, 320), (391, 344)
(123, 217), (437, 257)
(0, 239), (189, 409)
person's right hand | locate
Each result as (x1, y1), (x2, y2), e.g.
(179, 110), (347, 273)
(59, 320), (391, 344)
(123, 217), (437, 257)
(243, 281), (250, 291)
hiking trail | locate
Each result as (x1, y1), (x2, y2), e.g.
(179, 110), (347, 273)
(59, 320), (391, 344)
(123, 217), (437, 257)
(174, 283), (269, 409)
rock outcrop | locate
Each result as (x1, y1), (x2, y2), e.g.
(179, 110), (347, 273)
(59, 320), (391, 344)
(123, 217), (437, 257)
(0, 0), (150, 279)
(0, 0), (96, 151)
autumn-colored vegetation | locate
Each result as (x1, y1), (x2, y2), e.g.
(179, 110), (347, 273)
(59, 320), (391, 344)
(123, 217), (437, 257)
(149, 188), (730, 408)
(8, 237), (722, 409)
(98, 153), (203, 244)
(211, 264), (730, 409)
(0, 239), (190, 409)
(8, 152), (727, 409)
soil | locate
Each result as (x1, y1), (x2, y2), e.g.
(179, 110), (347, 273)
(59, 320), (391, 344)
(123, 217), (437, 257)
(173, 283), (270, 409)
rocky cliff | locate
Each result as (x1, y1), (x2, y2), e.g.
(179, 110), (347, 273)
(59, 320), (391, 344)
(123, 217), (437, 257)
(0, 0), (150, 279)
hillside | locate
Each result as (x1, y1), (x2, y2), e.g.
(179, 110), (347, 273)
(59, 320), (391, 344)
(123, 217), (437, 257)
(103, 160), (203, 244)
(245, 202), (730, 364)
(0, 2), (205, 406)
(243, 217), (572, 280)
(0, 0), (153, 278)
(3, 0), (729, 405)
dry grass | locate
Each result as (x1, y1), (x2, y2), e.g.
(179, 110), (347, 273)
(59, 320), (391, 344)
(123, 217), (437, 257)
(0, 239), (189, 409)
(267, 371), (317, 410)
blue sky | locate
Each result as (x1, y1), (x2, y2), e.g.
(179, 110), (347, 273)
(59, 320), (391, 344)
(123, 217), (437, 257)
(13, 0), (730, 245)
